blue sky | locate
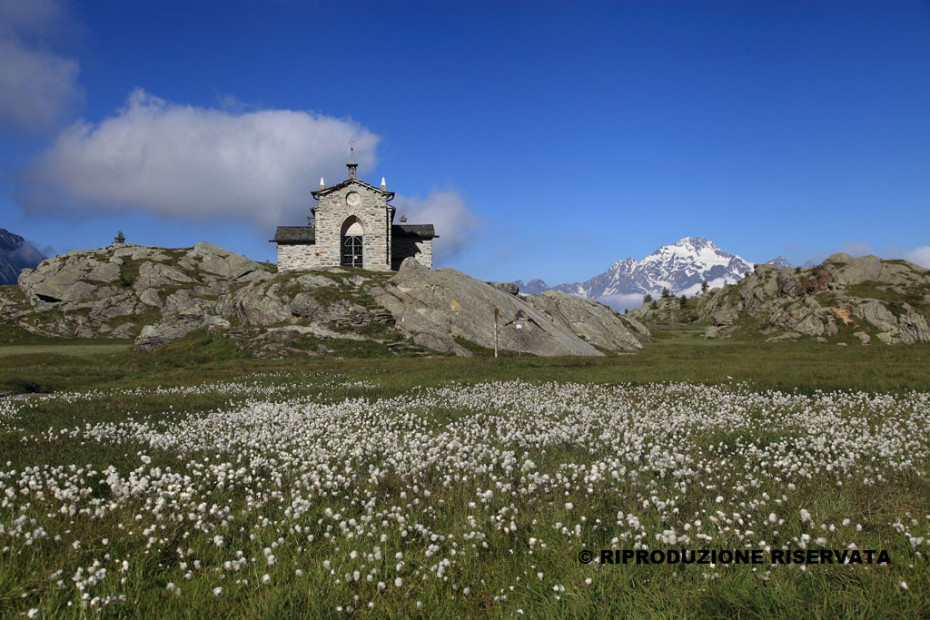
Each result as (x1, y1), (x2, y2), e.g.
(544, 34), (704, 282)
(2, 0), (929, 284)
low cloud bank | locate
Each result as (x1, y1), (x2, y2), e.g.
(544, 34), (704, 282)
(394, 191), (480, 263)
(20, 89), (379, 228)
(904, 247), (930, 269)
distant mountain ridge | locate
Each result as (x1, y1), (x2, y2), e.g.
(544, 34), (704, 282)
(0, 229), (46, 285)
(766, 256), (792, 269)
(514, 237), (760, 310)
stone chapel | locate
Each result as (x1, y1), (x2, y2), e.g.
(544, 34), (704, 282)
(271, 152), (437, 271)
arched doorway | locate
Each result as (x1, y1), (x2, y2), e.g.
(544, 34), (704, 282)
(341, 218), (364, 268)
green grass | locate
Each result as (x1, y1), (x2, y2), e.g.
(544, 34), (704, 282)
(0, 342), (131, 358)
(1, 328), (929, 395)
(118, 257), (146, 288)
(847, 280), (930, 318)
(1, 332), (929, 617)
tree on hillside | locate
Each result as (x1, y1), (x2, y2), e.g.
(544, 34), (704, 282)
(701, 280), (709, 293)
(114, 231), (126, 244)
(661, 287), (671, 299)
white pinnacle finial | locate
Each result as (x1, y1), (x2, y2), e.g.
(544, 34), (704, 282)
(319, 177), (325, 189)
(380, 177), (386, 190)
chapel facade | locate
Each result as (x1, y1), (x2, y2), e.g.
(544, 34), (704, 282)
(271, 154), (437, 271)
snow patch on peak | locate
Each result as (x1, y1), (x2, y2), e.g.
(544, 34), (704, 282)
(608, 256), (637, 270)
(517, 236), (755, 312)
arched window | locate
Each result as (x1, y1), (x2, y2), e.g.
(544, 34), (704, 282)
(341, 218), (364, 268)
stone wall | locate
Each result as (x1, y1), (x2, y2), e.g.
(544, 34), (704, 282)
(392, 237), (433, 269)
(419, 239), (433, 268)
(278, 244), (321, 271)
(314, 182), (392, 271)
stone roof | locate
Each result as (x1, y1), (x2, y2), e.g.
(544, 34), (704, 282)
(393, 224), (438, 239)
(271, 224), (437, 244)
(271, 226), (315, 244)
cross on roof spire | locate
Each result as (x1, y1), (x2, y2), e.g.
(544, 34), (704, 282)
(347, 140), (358, 177)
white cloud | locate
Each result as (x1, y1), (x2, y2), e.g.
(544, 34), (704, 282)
(837, 241), (873, 257)
(0, 0), (67, 33)
(904, 246), (930, 269)
(20, 89), (380, 228)
(0, 0), (81, 132)
(394, 190), (481, 263)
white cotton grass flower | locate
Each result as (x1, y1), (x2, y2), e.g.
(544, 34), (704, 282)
(3, 377), (929, 615)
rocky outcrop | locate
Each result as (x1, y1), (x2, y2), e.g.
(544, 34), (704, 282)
(136, 313), (231, 351)
(183, 242), (261, 279)
(631, 255), (930, 345)
(487, 281), (519, 295)
(523, 291), (649, 352)
(220, 280), (293, 326)
(5, 243), (650, 357)
(370, 260), (648, 356)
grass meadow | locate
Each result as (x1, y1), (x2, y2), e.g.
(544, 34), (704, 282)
(0, 329), (929, 618)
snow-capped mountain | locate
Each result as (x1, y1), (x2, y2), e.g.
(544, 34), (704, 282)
(514, 237), (754, 311)
(765, 256), (792, 269)
(0, 228), (46, 285)
(510, 279), (551, 295)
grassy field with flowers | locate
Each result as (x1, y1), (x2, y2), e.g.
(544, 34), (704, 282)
(1, 331), (929, 617)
